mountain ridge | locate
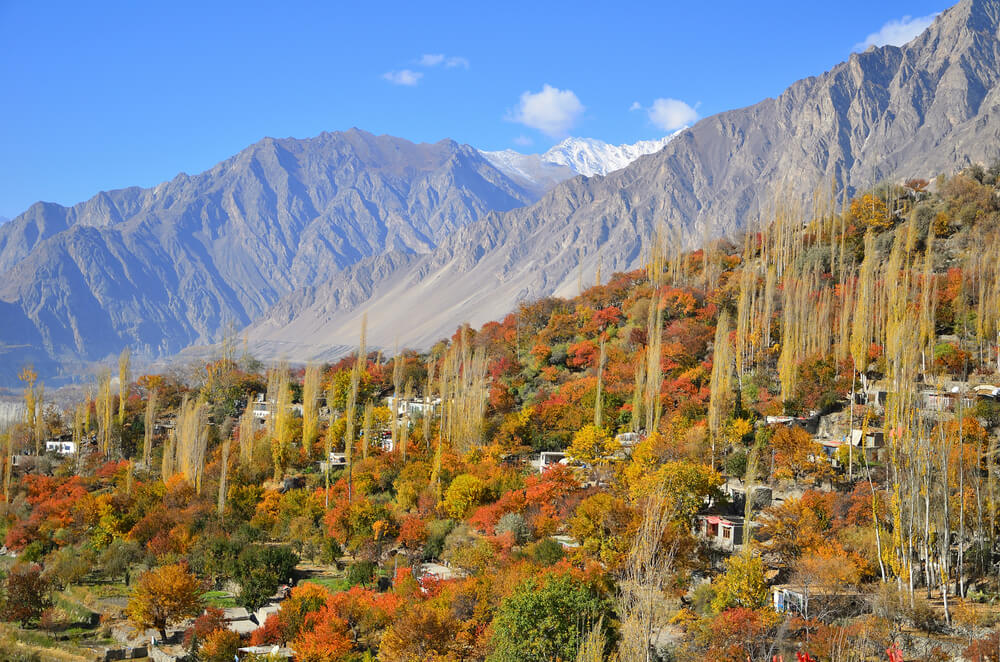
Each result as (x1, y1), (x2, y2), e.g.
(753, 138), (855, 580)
(243, 0), (1000, 360)
(4, 0), (1000, 382)
(0, 129), (542, 382)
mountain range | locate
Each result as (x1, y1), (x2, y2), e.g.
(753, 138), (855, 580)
(2, 0), (1000, 384)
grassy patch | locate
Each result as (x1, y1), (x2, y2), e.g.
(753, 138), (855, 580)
(203, 590), (238, 608)
(302, 576), (351, 593)
(86, 582), (129, 599)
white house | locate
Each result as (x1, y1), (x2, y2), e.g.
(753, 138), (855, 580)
(45, 440), (76, 455)
(386, 396), (441, 419)
(319, 452), (347, 471)
(536, 451), (568, 473)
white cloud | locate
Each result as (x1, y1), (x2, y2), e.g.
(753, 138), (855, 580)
(648, 98), (699, 131)
(383, 69), (423, 86)
(854, 13), (938, 51)
(513, 135), (533, 146)
(420, 54), (446, 66)
(507, 84), (585, 137)
(419, 53), (470, 69)
(629, 101), (642, 111)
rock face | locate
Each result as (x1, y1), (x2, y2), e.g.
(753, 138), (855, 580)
(5, 0), (1000, 380)
(0, 130), (538, 381)
(245, 0), (1000, 358)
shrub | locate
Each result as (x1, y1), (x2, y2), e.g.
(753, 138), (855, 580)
(908, 596), (943, 633)
(346, 561), (377, 588)
(489, 573), (612, 662)
(724, 449), (747, 480)
(495, 513), (531, 545)
(422, 519), (455, 561)
(530, 538), (565, 565)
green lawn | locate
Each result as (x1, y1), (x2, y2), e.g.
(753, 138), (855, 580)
(302, 576), (351, 593)
(202, 590), (238, 608)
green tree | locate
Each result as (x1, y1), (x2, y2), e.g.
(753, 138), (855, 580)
(232, 545), (298, 611)
(346, 561), (377, 587)
(488, 573), (613, 662)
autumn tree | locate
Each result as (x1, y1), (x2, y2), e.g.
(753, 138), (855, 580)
(142, 387), (159, 469)
(1, 564), (51, 627)
(302, 364), (321, 453)
(127, 563), (204, 638)
(442, 474), (486, 519)
(118, 347), (131, 426)
(567, 424), (617, 466)
(789, 548), (861, 620)
(708, 311), (734, 468)
(711, 552), (768, 612)
(379, 602), (468, 662)
(345, 317), (367, 501)
(851, 193), (892, 230)
(618, 487), (685, 661)
(18, 365), (40, 455)
(199, 629), (241, 662)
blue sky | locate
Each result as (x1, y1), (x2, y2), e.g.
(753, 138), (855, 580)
(0, 0), (947, 219)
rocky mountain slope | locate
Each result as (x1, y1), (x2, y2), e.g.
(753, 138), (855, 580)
(5, 0), (1000, 378)
(246, 0), (1000, 358)
(0, 130), (540, 381)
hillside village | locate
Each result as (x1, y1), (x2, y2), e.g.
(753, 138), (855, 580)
(0, 164), (998, 661)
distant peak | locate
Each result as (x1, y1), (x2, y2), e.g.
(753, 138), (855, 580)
(539, 132), (681, 177)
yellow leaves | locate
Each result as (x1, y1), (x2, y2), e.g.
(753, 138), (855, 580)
(569, 493), (637, 569)
(442, 474), (486, 519)
(710, 552), (769, 612)
(92, 493), (126, 547)
(126, 563), (203, 636)
(724, 417), (753, 445)
(373, 519), (389, 542)
(932, 211), (953, 237)
(251, 489), (283, 530)
(567, 425), (618, 466)
(791, 547), (861, 593)
(627, 459), (722, 525)
(850, 194), (892, 231)
(169, 524), (194, 554)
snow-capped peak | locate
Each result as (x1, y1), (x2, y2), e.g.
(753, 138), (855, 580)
(541, 133), (680, 177)
(479, 132), (683, 194)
